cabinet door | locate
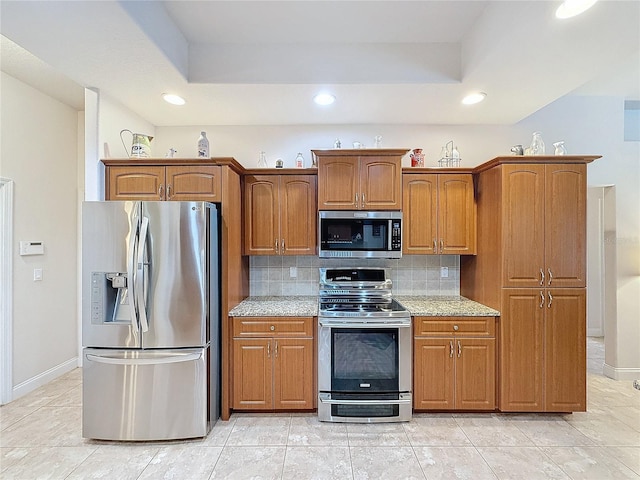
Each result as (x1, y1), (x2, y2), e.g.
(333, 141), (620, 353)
(499, 289), (544, 411)
(274, 338), (314, 409)
(413, 338), (454, 409)
(243, 176), (279, 255)
(455, 338), (495, 410)
(280, 175), (317, 255)
(438, 174), (476, 255)
(107, 166), (165, 200)
(544, 288), (586, 411)
(166, 165), (221, 201)
(360, 156), (402, 210)
(317, 157), (359, 209)
(502, 165), (545, 287)
(544, 164), (586, 287)
(232, 339), (273, 409)
(402, 174), (437, 254)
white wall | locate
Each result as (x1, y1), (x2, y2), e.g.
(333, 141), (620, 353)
(1, 72), (80, 397)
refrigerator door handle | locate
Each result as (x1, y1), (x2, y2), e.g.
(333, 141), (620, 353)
(136, 216), (150, 333)
(85, 351), (202, 365)
(127, 203), (141, 339)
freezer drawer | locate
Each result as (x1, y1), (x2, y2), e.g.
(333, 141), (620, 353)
(82, 347), (211, 441)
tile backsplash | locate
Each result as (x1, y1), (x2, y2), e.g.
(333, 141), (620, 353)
(249, 255), (460, 296)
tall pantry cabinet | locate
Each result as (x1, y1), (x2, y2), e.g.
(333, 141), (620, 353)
(461, 156), (599, 412)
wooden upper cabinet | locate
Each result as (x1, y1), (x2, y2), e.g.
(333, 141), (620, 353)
(243, 174), (317, 255)
(314, 149), (405, 210)
(166, 165), (221, 201)
(502, 163), (586, 287)
(105, 163), (221, 201)
(280, 175), (317, 255)
(107, 166), (165, 200)
(403, 173), (476, 255)
(316, 157), (359, 209)
(360, 156), (402, 209)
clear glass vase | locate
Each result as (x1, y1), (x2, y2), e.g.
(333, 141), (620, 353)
(529, 132), (545, 155)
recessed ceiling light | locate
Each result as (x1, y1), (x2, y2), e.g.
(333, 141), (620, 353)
(462, 92), (487, 105)
(555, 0), (598, 19)
(162, 93), (186, 106)
(313, 93), (336, 106)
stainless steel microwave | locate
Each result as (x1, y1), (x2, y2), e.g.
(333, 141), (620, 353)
(318, 211), (402, 259)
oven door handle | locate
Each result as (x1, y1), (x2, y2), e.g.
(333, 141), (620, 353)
(319, 397), (412, 405)
(318, 320), (411, 329)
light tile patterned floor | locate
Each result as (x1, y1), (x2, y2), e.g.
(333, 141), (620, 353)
(1, 338), (638, 479)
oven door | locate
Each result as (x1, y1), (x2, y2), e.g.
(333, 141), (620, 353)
(317, 317), (412, 422)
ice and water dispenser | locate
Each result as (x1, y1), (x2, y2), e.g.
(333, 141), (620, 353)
(90, 272), (131, 324)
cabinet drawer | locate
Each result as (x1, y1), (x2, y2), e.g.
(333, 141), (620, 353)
(414, 316), (495, 337)
(232, 317), (314, 337)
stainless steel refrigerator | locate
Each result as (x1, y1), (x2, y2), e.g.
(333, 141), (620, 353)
(81, 201), (220, 441)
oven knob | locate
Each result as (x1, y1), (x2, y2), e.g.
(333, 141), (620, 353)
(453, 325), (459, 331)
(270, 325), (275, 331)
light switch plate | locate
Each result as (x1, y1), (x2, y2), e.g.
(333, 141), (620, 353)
(33, 268), (43, 281)
(440, 266), (449, 278)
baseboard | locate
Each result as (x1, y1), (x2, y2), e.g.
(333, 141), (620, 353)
(11, 357), (79, 401)
(603, 362), (640, 381)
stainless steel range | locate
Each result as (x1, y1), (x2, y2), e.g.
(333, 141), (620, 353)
(317, 267), (412, 423)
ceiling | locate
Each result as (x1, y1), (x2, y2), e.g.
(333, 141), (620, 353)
(1, 0), (639, 126)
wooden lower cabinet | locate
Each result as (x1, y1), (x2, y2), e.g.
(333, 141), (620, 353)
(413, 317), (496, 411)
(499, 288), (586, 412)
(231, 317), (315, 410)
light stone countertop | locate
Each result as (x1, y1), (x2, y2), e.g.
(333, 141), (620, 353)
(394, 296), (500, 317)
(229, 295), (499, 317)
(228, 296), (319, 317)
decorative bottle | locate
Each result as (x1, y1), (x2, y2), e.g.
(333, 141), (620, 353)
(529, 132), (545, 155)
(258, 151), (267, 167)
(295, 153), (304, 168)
(197, 132), (209, 158)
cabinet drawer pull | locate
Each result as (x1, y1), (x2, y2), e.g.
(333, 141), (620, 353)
(540, 268), (545, 286)
(548, 268), (553, 285)
(453, 325), (459, 331)
(270, 325), (275, 331)
(540, 291), (545, 308)
(449, 340), (454, 358)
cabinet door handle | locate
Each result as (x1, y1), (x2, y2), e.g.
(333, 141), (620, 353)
(275, 239), (279, 254)
(274, 340), (278, 358)
(355, 193), (359, 208)
(433, 239), (438, 254)
(449, 340), (454, 358)
(166, 184), (172, 200)
(281, 239), (285, 253)
(361, 193), (365, 208)
(440, 239), (444, 253)
(540, 291), (545, 308)
(158, 184), (164, 199)
(457, 340), (461, 358)
(548, 268), (553, 285)
(548, 292), (553, 309)
(540, 268), (545, 286)
(267, 341), (271, 358)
